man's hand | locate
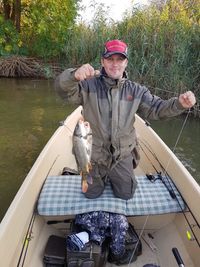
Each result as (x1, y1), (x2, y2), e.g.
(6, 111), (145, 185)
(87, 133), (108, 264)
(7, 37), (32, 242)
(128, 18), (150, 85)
(178, 91), (196, 109)
(74, 64), (100, 81)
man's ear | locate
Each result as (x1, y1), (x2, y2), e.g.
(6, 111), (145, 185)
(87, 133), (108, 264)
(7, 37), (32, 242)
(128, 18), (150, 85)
(101, 58), (104, 67)
(125, 59), (128, 68)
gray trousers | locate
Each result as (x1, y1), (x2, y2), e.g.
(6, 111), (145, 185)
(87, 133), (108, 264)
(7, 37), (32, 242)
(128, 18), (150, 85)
(85, 154), (137, 200)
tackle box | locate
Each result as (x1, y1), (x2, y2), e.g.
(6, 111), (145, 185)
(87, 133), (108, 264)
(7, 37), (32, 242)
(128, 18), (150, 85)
(43, 235), (66, 266)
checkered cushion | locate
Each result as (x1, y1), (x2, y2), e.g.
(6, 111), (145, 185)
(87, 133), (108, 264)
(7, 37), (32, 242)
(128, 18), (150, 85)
(37, 175), (185, 216)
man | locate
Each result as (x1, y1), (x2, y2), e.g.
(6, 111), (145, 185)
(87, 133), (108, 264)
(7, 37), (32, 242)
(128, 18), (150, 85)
(55, 39), (196, 200)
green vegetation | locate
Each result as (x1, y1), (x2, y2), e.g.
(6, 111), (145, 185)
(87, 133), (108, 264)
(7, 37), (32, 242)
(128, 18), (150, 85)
(0, 0), (79, 58)
(0, 0), (199, 104)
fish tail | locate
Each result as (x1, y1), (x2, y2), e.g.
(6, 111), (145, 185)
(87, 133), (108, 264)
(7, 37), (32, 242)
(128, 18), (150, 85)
(81, 172), (88, 193)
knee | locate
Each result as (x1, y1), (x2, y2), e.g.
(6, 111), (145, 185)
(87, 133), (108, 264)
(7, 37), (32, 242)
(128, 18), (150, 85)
(112, 178), (138, 200)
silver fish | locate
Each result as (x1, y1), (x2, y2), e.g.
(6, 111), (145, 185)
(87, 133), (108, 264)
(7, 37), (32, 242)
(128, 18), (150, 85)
(73, 119), (93, 193)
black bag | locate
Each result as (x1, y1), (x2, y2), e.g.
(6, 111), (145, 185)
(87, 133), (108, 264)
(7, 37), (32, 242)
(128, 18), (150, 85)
(68, 257), (94, 267)
(67, 221), (108, 267)
(43, 235), (66, 267)
(126, 222), (142, 257)
(67, 241), (107, 267)
(67, 240), (108, 267)
(108, 222), (142, 266)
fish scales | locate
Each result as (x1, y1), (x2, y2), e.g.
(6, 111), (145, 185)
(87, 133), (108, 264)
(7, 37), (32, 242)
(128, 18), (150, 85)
(73, 119), (93, 193)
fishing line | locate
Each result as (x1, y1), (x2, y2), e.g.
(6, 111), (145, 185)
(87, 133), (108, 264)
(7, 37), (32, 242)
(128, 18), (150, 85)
(140, 137), (200, 247)
(143, 109), (192, 199)
(141, 137), (200, 226)
(140, 143), (176, 198)
(128, 215), (150, 267)
(150, 88), (200, 104)
(142, 109), (191, 196)
(163, 109), (191, 175)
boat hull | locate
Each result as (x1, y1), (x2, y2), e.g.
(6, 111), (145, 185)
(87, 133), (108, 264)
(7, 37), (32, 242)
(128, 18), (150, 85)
(0, 106), (199, 267)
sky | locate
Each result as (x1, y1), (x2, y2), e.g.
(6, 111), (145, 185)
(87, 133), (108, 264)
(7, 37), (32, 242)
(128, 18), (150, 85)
(78, 0), (150, 24)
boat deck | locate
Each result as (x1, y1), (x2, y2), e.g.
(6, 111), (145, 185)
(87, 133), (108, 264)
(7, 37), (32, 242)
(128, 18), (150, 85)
(29, 213), (195, 267)
(29, 166), (194, 267)
(107, 238), (160, 267)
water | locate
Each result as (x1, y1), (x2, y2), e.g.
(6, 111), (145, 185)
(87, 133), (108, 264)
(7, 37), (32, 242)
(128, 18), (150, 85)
(0, 78), (75, 221)
(151, 116), (200, 183)
(0, 78), (199, 221)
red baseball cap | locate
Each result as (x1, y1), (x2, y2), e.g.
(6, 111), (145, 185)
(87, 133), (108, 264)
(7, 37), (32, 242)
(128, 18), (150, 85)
(102, 39), (128, 58)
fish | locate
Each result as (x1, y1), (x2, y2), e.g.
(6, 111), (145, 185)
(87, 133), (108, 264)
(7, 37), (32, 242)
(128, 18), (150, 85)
(72, 119), (93, 193)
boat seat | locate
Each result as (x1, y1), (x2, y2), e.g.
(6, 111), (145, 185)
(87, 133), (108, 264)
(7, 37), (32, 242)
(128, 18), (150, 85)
(37, 174), (186, 217)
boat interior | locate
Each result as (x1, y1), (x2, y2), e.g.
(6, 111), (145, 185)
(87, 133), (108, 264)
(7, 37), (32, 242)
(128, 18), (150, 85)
(0, 107), (200, 267)
(28, 165), (200, 267)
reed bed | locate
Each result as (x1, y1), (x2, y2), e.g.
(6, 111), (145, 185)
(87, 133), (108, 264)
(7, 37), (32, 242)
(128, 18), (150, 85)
(1, 1), (199, 110)
(59, 2), (199, 106)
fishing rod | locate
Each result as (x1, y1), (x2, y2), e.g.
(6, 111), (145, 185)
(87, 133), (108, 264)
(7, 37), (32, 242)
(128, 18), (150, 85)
(140, 138), (200, 247)
(172, 247), (185, 267)
(17, 212), (36, 267)
(17, 155), (60, 267)
(141, 144), (176, 199)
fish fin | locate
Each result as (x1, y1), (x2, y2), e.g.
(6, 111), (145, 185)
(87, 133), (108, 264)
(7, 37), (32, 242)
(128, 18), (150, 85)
(84, 164), (93, 184)
(82, 179), (88, 193)
(86, 162), (92, 173)
(88, 162), (92, 170)
(86, 173), (93, 184)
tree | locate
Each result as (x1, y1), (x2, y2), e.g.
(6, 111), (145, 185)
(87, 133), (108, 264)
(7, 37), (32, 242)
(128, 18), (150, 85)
(0, 0), (21, 32)
(0, 0), (80, 57)
(21, 0), (80, 57)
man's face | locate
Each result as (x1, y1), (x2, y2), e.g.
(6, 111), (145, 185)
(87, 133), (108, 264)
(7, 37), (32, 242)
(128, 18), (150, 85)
(101, 54), (128, 80)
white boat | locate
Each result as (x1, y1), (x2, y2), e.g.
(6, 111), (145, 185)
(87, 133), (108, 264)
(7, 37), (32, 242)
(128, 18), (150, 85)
(0, 106), (199, 267)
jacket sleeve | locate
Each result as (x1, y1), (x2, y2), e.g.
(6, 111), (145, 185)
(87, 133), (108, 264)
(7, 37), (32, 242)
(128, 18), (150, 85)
(54, 68), (83, 105)
(137, 87), (186, 120)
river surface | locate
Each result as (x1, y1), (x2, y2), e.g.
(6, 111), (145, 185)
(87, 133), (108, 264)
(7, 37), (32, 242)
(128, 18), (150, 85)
(0, 78), (200, 221)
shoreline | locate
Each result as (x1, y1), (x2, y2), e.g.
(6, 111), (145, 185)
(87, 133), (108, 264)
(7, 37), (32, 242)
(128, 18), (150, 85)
(1, 56), (199, 117)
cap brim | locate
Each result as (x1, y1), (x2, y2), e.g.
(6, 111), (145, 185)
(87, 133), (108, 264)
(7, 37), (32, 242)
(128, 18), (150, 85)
(103, 52), (128, 59)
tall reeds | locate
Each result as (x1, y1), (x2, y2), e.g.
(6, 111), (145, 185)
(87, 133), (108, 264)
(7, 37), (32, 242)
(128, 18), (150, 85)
(60, 1), (199, 102)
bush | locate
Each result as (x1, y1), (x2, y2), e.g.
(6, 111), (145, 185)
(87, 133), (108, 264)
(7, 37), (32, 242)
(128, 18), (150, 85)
(0, 15), (24, 56)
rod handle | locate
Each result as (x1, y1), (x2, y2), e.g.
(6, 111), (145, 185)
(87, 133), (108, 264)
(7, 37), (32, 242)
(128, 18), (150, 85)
(172, 247), (185, 267)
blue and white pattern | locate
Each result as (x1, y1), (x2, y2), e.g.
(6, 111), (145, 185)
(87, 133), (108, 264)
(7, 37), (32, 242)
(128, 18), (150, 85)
(75, 211), (128, 255)
(37, 175), (186, 216)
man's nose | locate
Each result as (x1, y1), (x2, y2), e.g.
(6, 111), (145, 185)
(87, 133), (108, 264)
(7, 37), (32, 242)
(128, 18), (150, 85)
(112, 59), (118, 66)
